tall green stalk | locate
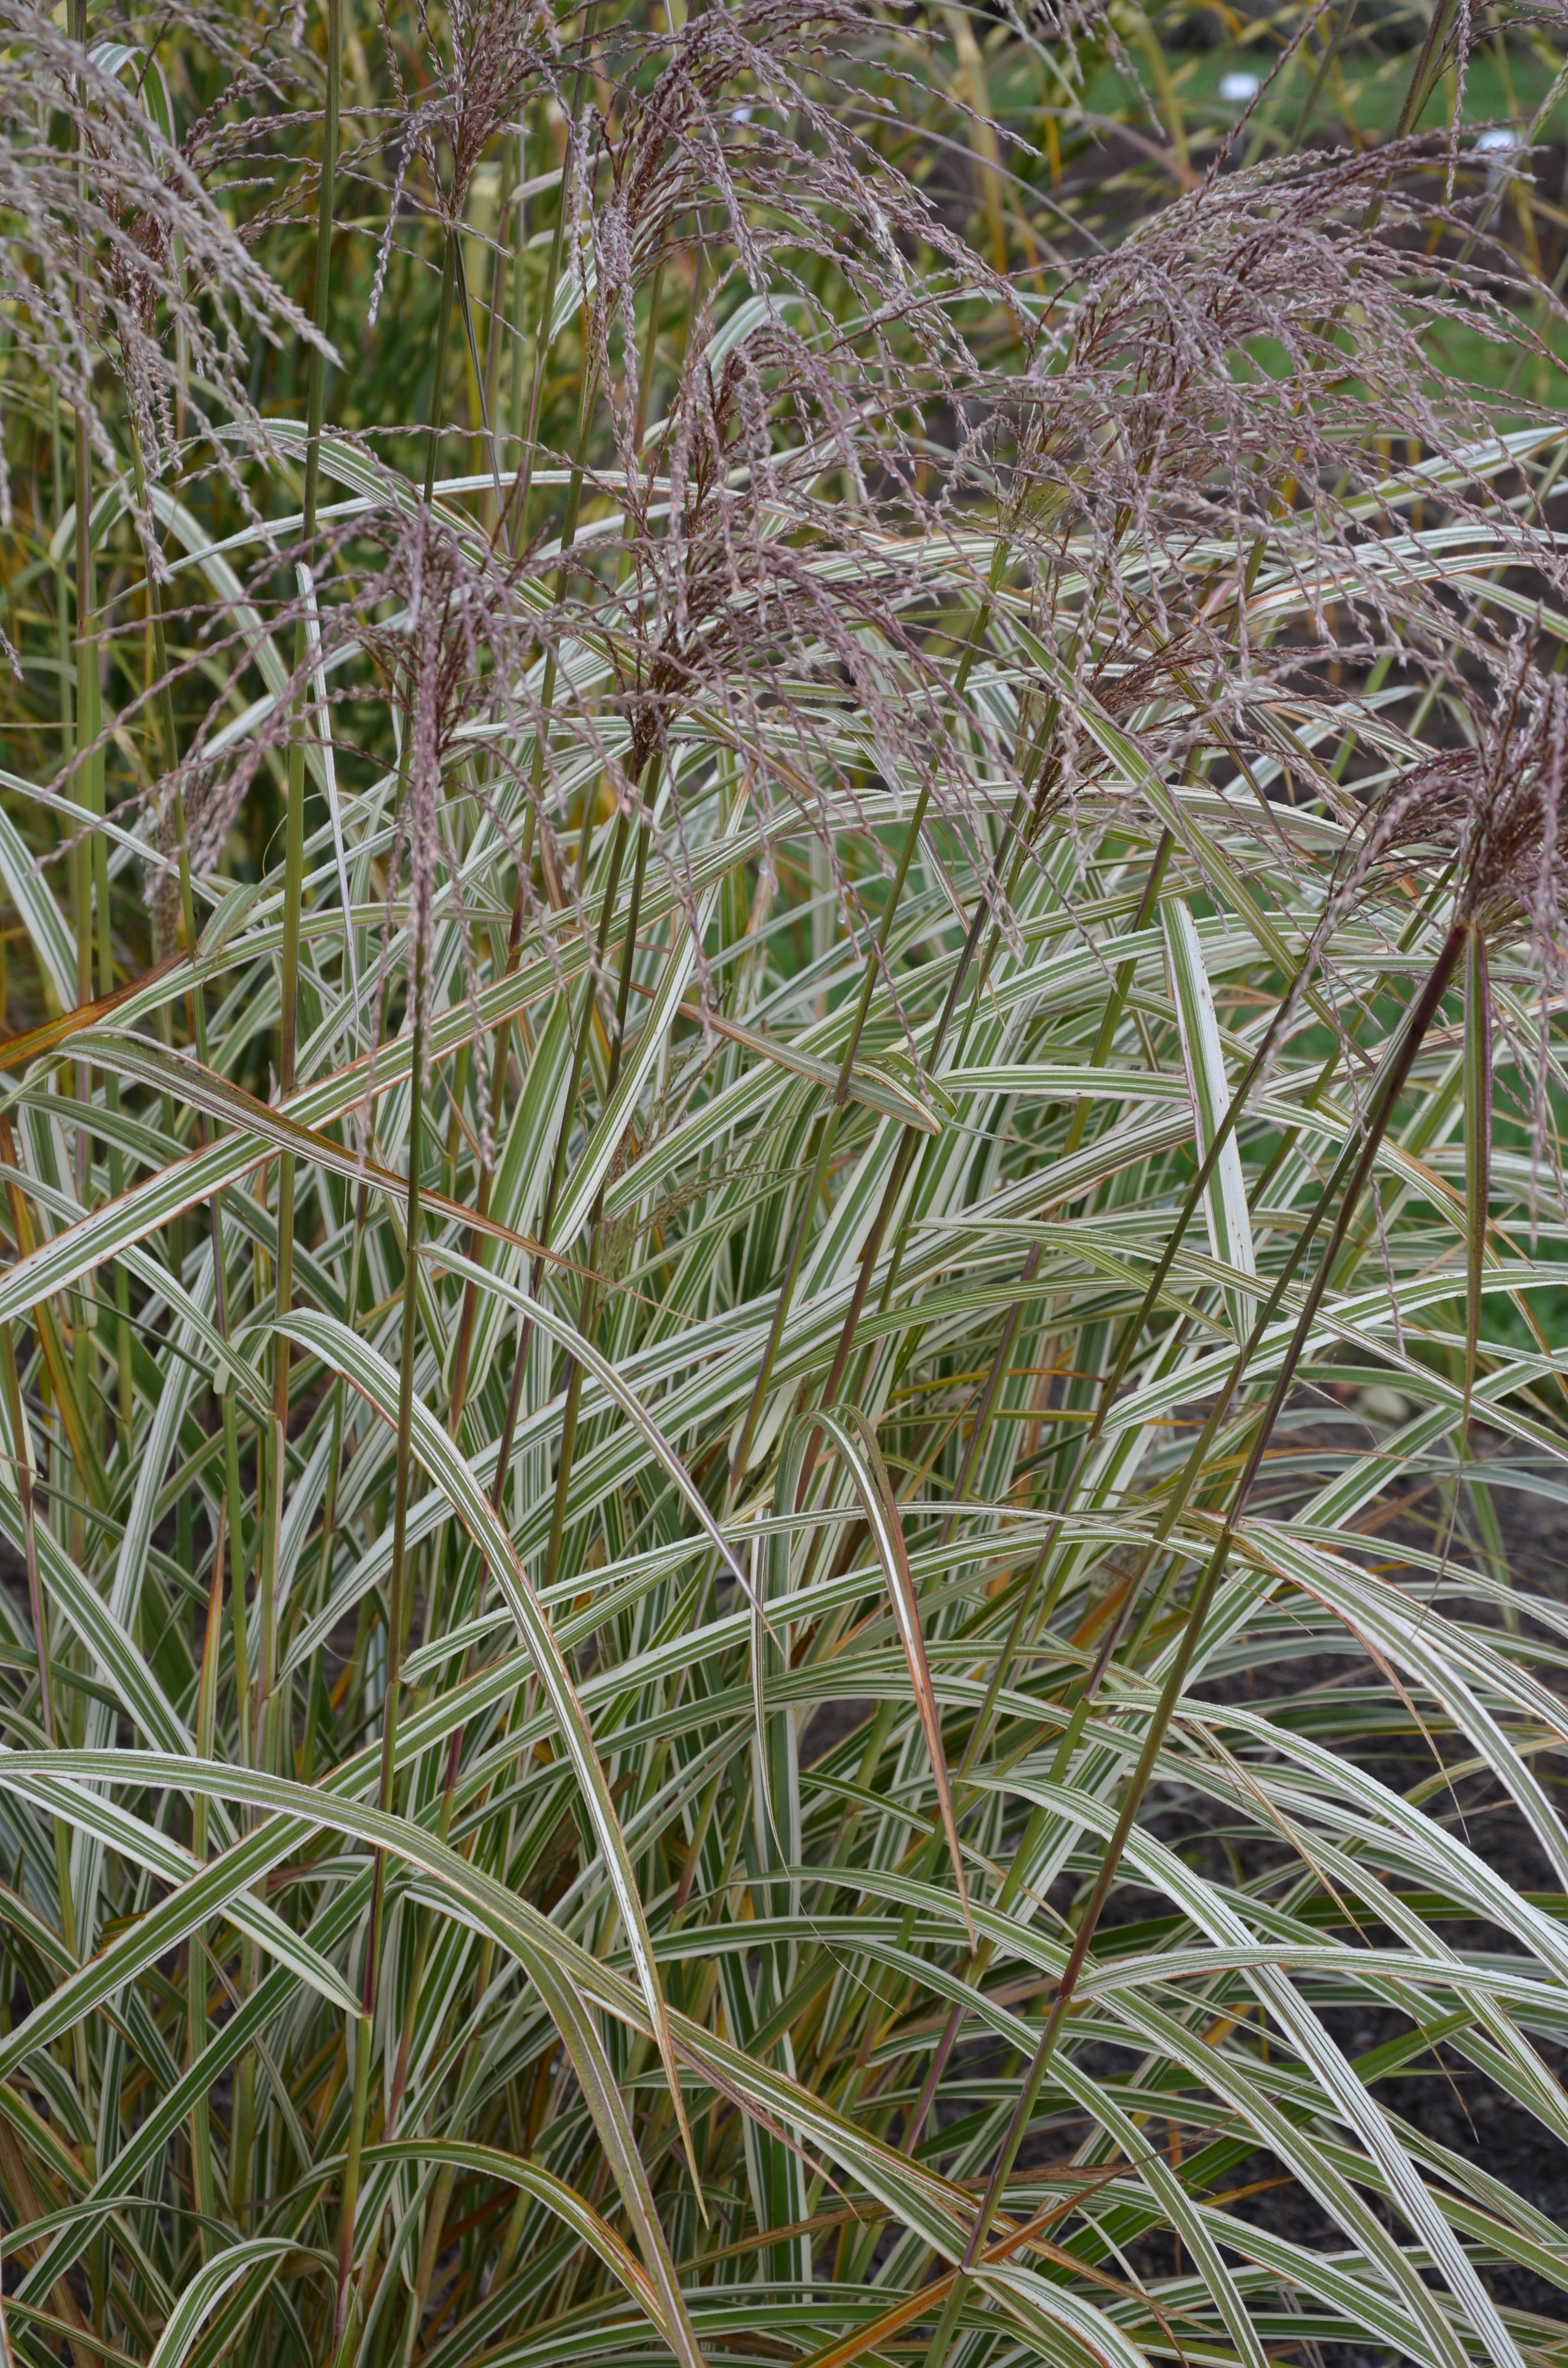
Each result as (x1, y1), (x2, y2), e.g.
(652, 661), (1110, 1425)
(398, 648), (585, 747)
(268, 0), (344, 1773)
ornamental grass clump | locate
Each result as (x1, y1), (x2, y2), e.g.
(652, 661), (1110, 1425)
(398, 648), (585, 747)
(1, 3), (1568, 2368)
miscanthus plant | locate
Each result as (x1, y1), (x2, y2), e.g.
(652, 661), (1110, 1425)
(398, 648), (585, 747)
(2, 2), (1568, 2367)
